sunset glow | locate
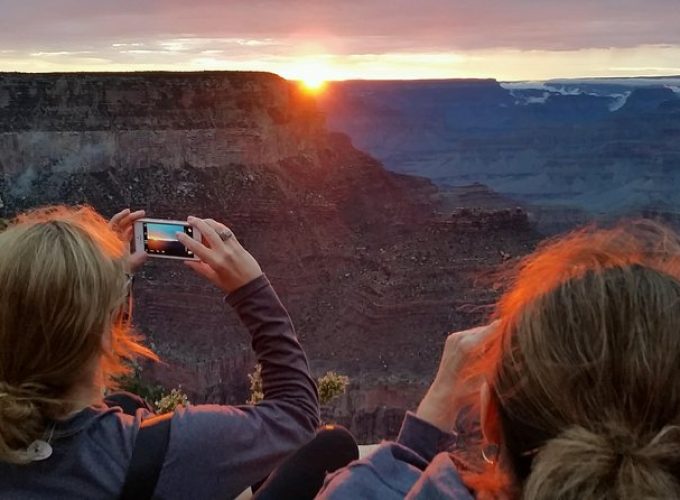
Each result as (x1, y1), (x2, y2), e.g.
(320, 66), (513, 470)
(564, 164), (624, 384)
(286, 59), (332, 92)
(1, 1), (680, 80)
(2, 45), (680, 82)
(300, 77), (327, 92)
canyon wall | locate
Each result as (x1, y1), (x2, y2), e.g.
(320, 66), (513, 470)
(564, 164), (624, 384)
(0, 72), (539, 441)
(318, 78), (680, 217)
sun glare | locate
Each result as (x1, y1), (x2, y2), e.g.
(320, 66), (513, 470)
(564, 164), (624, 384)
(300, 76), (326, 92)
(286, 59), (333, 93)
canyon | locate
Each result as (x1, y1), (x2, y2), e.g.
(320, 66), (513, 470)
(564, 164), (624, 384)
(0, 72), (540, 442)
(318, 77), (680, 222)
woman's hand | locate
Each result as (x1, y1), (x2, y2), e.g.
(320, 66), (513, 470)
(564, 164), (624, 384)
(177, 216), (263, 294)
(109, 208), (147, 273)
(416, 322), (498, 432)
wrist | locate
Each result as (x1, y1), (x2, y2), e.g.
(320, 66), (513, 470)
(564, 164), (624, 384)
(417, 394), (453, 432)
(225, 273), (269, 307)
(398, 412), (457, 461)
(223, 272), (264, 295)
(416, 384), (466, 432)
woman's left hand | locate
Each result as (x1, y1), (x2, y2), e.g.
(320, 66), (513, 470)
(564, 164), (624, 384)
(178, 216), (263, 294)
(109, 208), (147, 272)
(416, 322), (498, 432)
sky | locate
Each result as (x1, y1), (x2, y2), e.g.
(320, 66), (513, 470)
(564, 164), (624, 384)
(146, 223), (186, 242)
(1, 0), (680, 81)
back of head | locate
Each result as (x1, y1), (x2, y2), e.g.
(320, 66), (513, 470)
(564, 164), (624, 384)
(0, 206), (154, 464)
(465, 221), (680, 499)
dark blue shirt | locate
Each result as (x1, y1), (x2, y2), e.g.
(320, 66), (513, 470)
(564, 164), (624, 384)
(1, 275), (320, 499)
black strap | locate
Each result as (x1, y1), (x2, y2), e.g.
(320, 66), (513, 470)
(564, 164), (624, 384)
(120, 413), (173, 500)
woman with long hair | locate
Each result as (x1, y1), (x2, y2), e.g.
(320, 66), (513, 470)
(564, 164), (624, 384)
(0, 205), (319, 499)
(319, 221), (680, 499)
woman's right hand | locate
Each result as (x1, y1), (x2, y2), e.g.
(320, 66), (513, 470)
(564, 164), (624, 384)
(177, 216), (263, 294)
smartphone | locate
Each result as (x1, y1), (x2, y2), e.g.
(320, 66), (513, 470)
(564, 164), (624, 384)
(133, 218), (202, 261)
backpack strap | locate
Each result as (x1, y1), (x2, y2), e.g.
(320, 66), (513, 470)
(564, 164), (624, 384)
(120, 413), (173, 500)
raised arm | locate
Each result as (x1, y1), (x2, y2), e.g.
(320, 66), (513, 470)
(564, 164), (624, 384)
(317, 325), (495, 499)
(152, 217), (319, 499)
(227, 273), (319, 420)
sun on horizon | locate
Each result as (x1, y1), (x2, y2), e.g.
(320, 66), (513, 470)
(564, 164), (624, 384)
(299, 76), (327, 93)
(285, 59), (335, 93)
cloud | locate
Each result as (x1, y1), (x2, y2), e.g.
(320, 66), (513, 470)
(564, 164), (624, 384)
(111, 42), (144, 48)
(29, 51), (93, 57)
(1, 0), (679, 54)
(609, 66), (680, 73)
(1, 0), (680, 79)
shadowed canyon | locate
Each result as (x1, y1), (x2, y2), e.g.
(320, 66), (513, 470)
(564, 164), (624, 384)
(319, 77), (680, 234)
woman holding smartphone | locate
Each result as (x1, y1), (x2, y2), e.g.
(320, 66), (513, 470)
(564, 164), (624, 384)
(317, 222), (680, 499)
(0, 205), (319, 499)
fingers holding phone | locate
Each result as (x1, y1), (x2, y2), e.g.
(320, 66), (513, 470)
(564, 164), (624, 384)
(127, 214), (262, 293)
(178, 216), (262, 294)
(110, 208), (148, 272)
(110, 208), (146, 242)
(132, 218), (201, 262)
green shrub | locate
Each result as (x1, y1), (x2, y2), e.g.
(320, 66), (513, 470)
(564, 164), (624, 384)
(155, 388), (190, 414)
(247, 363), (264, 404)
(116, 362), (167, 404)
(246, 364), (350, 406)
(318, 371), (350, 405)
(117, 361), (189, 414)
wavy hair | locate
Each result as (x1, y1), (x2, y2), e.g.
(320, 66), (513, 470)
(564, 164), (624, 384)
(459, 220), (680, 499)
(0, 205), (157, 464)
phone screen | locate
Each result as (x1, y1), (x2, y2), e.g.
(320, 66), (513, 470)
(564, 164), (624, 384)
(143, 222), (195, 258)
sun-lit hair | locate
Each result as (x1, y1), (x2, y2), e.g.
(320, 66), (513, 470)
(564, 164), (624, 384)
(458, 220), (680, 499)
(0, 205), (157, 464)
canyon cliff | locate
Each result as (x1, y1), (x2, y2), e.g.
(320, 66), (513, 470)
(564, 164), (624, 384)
(0, 72), (539, 441)
(318, 78), (680, 221)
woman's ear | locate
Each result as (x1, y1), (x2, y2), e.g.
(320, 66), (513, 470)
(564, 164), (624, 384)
(480, 381), (501, 445)
(101, 324), (113, 353)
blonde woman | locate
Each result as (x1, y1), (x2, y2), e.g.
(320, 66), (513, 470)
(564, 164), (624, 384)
(319, 221), (680, 499)
(0, 206), (319, 499)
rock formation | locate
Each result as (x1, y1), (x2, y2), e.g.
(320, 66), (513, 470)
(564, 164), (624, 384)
(0, 72), (539, 441)
(318, 78), (680, 216)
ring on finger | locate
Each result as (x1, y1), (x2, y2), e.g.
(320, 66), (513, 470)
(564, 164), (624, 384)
(218, 229), (233, 242)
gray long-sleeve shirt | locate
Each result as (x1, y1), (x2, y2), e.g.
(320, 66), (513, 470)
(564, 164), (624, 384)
(1, 274), (320, 499)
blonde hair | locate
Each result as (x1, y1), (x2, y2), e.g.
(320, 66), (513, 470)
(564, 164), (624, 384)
(461, 221), (680, 499)
(0, 205), (156, 464)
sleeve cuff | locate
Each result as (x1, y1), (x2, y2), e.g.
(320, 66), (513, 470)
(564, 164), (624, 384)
(224, 273), (269, 307)
(396, 411), (458, 462)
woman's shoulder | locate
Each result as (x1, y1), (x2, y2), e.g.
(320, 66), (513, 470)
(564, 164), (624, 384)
(0, 405), (143, 498)
(317, 443), (474, 500)
(408, 452), (475, 499)
(58, 404), (141, 438)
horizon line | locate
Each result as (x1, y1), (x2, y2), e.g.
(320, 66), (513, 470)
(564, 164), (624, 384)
(2, 69), (680, 83)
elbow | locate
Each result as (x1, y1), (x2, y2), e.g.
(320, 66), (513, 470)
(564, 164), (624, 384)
(310, 407), (321, 432)
(275, 392), (320, 444)
(285, 405), (319, 450)
(302, 396), (321, 434)
(296, 394), (321, 440)
(297, 381), (321, 432)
